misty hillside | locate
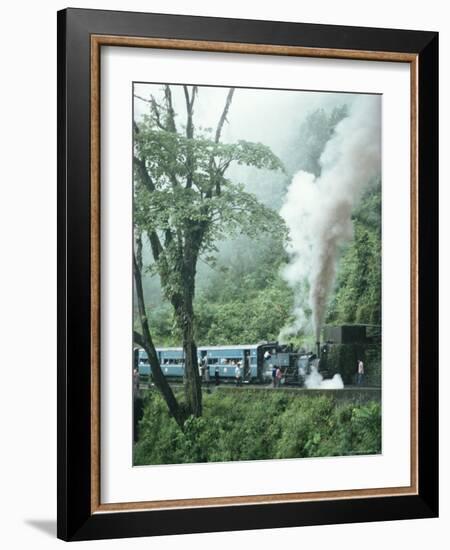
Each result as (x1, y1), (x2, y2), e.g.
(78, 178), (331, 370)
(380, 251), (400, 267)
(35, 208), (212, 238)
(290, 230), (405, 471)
(133, 84), (381, 348)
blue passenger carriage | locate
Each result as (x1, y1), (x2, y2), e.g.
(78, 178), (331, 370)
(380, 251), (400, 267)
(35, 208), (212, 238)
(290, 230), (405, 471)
(136, 348), (150, 377)
(198, 345), (259, 382)
(136, 347), (185, 379)
(158, 348), (185, 377)
(135, 341), (304, 384)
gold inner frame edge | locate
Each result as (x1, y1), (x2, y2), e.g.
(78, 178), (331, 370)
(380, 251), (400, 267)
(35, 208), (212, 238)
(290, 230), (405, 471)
(90, 34), (419, 514)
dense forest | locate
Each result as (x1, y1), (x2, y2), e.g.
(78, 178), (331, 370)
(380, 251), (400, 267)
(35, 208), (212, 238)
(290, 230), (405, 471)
(137, 102), (381, 349)
(135, 390), (381, 465)
(132, 85), (382, 463)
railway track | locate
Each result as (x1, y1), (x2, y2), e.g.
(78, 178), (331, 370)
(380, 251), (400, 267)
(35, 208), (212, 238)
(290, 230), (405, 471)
(138, 382), (381, 402)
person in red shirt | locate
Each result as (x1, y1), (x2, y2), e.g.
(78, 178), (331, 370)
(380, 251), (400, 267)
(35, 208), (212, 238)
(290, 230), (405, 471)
(275, 366), (283, 387)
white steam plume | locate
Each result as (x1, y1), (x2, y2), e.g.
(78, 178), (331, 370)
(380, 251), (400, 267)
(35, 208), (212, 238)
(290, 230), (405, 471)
(304, 366), (344, 390)
(280, 97), (381, 340)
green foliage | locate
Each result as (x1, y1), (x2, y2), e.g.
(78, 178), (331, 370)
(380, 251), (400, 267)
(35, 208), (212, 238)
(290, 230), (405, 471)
(135, 96), (382, 387)
(136, 122), (284, 188)
(194, 236), (295, 345)
(134, 103), (287, 269)
(364, 344), (382, 386)
(324, 343), (380, 386)
(146, 232), (297, 347)
(134, 86), (288, 337)
(143, 302), (180, 346)
(133, 390), (381, 465)
(327, 182), (381, 326)
(196, 281), (293, 345)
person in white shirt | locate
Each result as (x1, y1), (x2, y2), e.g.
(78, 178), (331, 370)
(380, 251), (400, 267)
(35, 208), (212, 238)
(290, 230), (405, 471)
(357, 359), (364, 386)
(235, 363), (242, 386)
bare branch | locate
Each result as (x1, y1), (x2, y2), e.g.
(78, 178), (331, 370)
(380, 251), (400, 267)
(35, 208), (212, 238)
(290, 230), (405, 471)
(183, 86), (190, 109)
(134, 93), (168, 131)
(150, 97), (166, 130)
(183, 86), (196, 188)
(205, 88), (235, 198)
(183, 85), (195, 140)
(215, 88), (235, 143)
(164, 85), (177, 133)
(134, 93), (152, 104)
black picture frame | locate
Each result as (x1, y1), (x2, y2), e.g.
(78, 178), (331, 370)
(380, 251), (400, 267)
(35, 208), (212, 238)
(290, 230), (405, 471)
(57, 7), (438, 541)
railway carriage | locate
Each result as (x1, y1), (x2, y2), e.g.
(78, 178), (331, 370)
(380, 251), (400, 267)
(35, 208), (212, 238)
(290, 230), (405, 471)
(136, 342), (309, 385)
(136, 347), (185, 379)
(198, 345), (258, 382)
(134, 325), (379, 387)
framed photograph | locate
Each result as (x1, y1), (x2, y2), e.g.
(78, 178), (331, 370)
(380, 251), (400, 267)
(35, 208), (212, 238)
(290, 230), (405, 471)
(57, 8), (438, 541)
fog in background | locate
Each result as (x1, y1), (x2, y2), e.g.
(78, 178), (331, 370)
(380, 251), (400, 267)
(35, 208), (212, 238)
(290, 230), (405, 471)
(134, 83), (356, 210)
(133, 83), (376, 336)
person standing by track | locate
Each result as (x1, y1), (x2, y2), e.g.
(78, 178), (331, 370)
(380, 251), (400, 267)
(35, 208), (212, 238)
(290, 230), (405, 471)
(357, 359), (365, 386)
(235, 362), (242, 387)
(275, 366), (283, 387)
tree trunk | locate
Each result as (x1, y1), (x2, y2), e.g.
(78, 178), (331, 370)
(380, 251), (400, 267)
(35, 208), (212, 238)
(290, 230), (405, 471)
(170, 249), (203, 417)
(180, 296), (202, 417)
(133, 252), (186, 429)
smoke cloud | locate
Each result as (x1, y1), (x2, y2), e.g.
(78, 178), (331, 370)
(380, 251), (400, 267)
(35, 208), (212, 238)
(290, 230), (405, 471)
(280, 96), (381, 340)
(304, 366), (344, 390)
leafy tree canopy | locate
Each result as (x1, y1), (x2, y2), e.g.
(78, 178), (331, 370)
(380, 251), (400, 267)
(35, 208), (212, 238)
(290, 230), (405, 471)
(134, 87), (288, 303)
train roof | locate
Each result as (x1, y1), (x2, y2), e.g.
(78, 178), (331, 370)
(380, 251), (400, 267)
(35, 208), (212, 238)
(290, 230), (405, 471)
(198, 344), (259, 351)
(142, 345), (260, 352)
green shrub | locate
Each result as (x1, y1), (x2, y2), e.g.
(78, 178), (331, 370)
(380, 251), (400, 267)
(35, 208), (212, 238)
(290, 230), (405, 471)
(133, 390), (381, 465)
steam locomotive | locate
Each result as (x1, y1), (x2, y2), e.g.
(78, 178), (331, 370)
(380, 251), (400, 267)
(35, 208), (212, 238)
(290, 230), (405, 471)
(135, 325), (380, 386)
(135, 342), (317, 386)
